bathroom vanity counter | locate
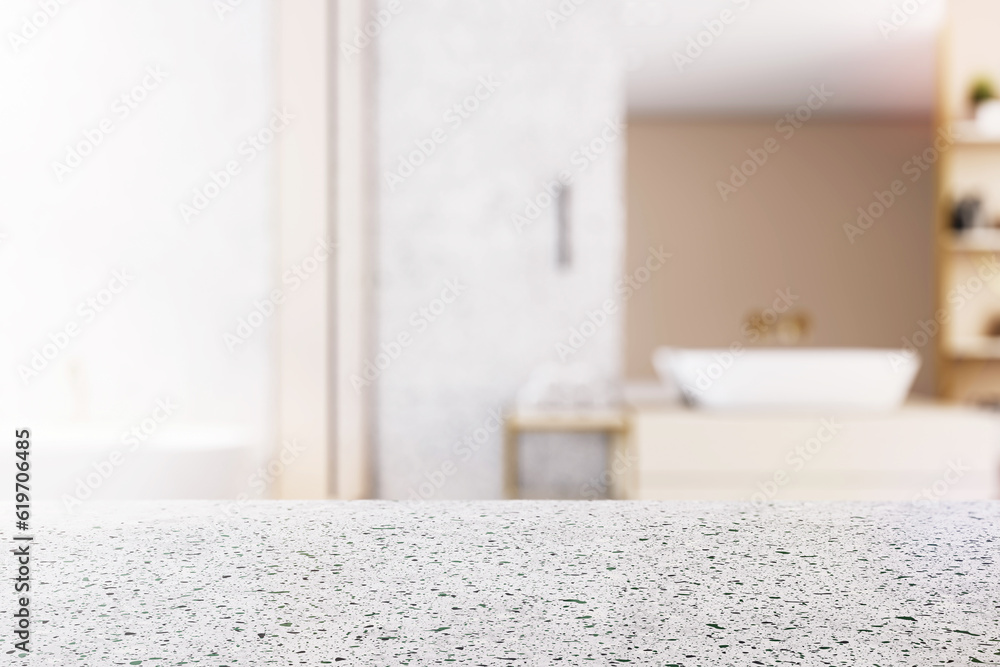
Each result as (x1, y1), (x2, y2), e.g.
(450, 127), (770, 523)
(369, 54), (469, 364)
(17, 501), (1000, 665)
(626, 404), (1000, 501)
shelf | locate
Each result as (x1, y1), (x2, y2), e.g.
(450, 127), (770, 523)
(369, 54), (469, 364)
(953, 121), (1000, 146)
(945, 229), (1000, 252)
(506, 408), (627, 431)
(946, 338), (1000, 360)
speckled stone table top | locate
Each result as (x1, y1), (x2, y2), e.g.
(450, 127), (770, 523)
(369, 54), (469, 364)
(9, 501), (1000, 666)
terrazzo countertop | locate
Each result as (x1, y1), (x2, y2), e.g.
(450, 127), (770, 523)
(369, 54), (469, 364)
(8, 501), (1000, 666)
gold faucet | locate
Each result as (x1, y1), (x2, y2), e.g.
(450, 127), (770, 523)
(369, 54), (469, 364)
(743, 309), (811, 345)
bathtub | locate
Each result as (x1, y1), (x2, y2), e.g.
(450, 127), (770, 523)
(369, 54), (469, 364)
(33, 424), (259, 503)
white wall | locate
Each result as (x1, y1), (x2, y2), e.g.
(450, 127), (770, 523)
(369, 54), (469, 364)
(374, 0), (626, 499)
(0, 1), (273, 448)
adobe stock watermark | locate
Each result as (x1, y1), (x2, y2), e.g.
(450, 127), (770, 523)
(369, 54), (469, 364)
(844, 125), (959, 244)
(512, 117), (624, 233)
(407, 407), (504, 500)
(619, 1), (670, 74)
(749, 418), (843, 507)
(556, 245), (671, 360)
(545, 0), (590, 30)
(60, 398), (180, 512)
(680, 288), (799, 399)
(224, 236), (336, 351)
(580, 447), (638, 500)
(350, 278), (468, 391)
(218, 439), (307, 519)
(383, 75), (503, 192)
(621, 1), (668, 27)
(213, 0), (246, 20)
(193, 439), (308, 538)
(673, 0), (753, 73)
(912, 460), (970, 505)
(717, 84), (834, 202)
(179, 108), (294, 225)
(339, 0), (406, 61)
(18, 269), (134, 384)
(51, 65), (168, 183)
(878, 0), (937, 39)
(888, 256), (1000, 371)
(8, 0), (73, 53)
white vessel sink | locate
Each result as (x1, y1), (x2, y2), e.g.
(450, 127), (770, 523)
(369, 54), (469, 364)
(654, 347), (920, 411)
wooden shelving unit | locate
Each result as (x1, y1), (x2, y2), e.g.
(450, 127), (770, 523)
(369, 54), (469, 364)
(936, 0), (1000, 405)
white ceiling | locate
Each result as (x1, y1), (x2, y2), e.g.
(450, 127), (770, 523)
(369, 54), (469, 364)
(624, 0), (945, 116)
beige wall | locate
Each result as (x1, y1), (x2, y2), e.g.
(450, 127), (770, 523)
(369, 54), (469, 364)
(626, 118), (937, 394)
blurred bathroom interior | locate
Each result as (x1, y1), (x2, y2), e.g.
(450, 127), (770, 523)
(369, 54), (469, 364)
(5, 0), (1000, 505)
